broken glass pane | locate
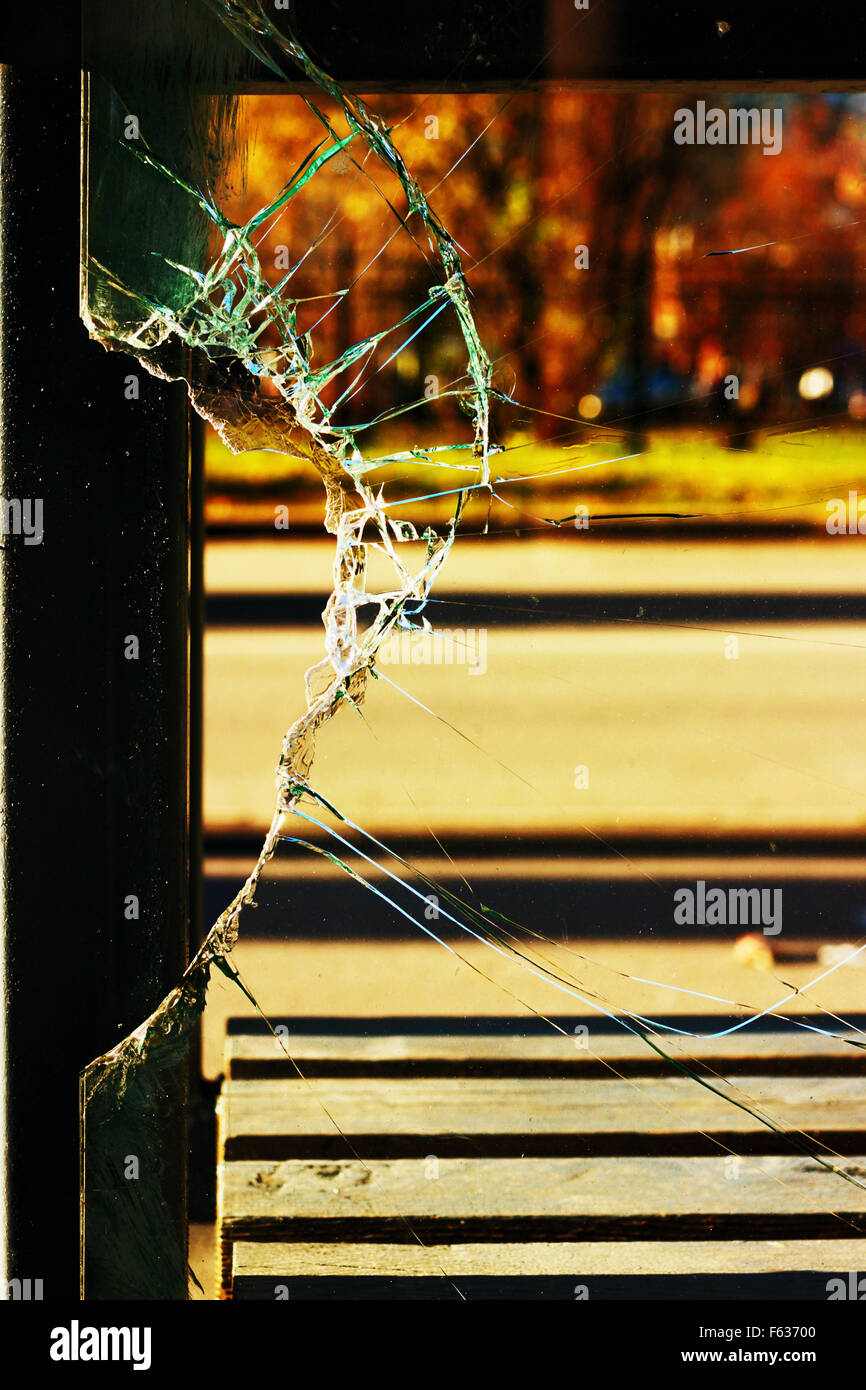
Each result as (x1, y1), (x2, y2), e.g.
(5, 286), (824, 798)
(80, 0), (866, 1301)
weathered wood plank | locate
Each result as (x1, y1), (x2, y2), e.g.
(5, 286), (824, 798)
(219, 1154), (866, 1235)
(227, 1031), (866, 1080)
(218, 1075), (866, 1158)
(233, 1237), (866, 1277)
(230, 1238), (866, 1299)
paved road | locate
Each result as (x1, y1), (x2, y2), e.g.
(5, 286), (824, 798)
(206, 535), (866, 596)
(205, 621), (866, 836)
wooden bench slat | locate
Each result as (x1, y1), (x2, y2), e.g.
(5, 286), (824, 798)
(227, 1031), (866, 1080)
(231, 1237), (866, 1279)
(219, 1154), (866, 1230)
(218, 1075), (866, 1158)
(229, 1237), (866, 1298)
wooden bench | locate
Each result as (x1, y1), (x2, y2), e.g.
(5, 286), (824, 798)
(216, 1025), (866, 1299)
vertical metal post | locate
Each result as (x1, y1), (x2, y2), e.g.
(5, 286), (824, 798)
(1, 52), (191, 1297)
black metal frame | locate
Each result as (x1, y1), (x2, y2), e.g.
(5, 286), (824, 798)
(1, 54), (195, 1297)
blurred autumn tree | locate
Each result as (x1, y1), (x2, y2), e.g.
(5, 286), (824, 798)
(220, 91), (866, 450)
